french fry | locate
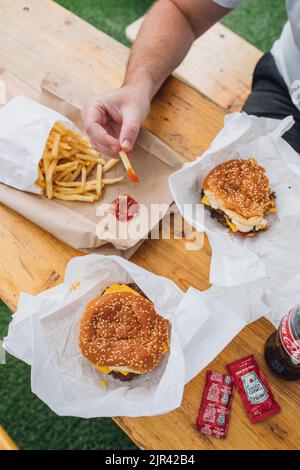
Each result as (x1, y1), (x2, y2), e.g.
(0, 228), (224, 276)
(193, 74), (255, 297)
(96, 163), (103, 197)
(43, 152), (65, 161)
(65, 165), (83, 182)
(47, 136), (72, 151)
(54, 170), (70, 182)
(36, 180), (46, 191)
(103, 158), (120, 174)
(53, 121), (67, 135)
(119, 151), (139, 184)
(57, 149), (73, 158)
(102, 176), (124, 185)
(38, 166), (44, 183)
(56, 161), (79, 172)
(75, 146), (100, 157)
(54, 186), (88, 195)
(54, 182), (100, 194)
(53, 192), (96, 203)
(55, 181), (85, 187)
(80, 165), (87, 192)
(86, 162), (97, 178)
(45, 160), (58, 199)
(76, 153), (105, 165)
(52, 133), (61, 157)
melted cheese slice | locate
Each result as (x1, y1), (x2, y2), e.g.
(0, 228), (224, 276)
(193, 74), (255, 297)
(103, 284), (141, 297)
(101, 379), (108, 389)
(201, 195), (211, 207)
(225, 217), (238, 233)
(96, 366), (129, 376)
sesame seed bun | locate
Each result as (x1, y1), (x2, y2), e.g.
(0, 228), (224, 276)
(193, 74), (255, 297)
(79, 287), (169, 379)
(203, 158), (273, 221)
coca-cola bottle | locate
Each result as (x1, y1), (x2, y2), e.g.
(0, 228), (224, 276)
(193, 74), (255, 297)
(264, 306), (300, 380)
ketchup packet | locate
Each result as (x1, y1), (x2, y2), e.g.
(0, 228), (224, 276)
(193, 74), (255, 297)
(196, 371), (234, 439)
(226, 355), (281, 424)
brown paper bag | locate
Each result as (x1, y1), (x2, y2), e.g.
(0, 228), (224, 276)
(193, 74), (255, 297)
(0, 73), (183, 257)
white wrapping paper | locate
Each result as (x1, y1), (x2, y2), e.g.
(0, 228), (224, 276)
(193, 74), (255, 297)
(3, 254), (246, 418)
(169, 112), (300, 288)
(0, 96), (77, 193)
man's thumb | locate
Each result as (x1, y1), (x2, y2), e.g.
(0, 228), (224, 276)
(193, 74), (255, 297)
(119, 112), (141, 152)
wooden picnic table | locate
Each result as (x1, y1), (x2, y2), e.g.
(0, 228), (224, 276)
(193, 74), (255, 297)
(0, 0), (299, 451)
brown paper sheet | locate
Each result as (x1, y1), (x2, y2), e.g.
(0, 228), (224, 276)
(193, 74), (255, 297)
(0, 74), (183, 258)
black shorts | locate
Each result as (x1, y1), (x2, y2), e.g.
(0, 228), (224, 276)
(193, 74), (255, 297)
(243, 52), (300, 152)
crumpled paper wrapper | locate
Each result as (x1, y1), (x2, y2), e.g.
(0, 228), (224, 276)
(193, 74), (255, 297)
(0, 96), (78, 193)
(169, 112), (300, 288)
(3, 254), (247, 418)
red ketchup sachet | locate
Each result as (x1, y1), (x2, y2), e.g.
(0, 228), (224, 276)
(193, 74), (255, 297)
(226, 355), (281, 424)
(196, 371), (234, 440)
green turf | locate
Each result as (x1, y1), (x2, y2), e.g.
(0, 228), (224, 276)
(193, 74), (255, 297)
(221, 0), (287, 52)
(1, 0), (288, 451)
(0, 303), (136, 450)
(55, 0), (287, 52)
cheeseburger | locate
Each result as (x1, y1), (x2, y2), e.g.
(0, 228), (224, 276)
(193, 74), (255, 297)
(79, 283), (169, 381)
(201, 158), (276, 236)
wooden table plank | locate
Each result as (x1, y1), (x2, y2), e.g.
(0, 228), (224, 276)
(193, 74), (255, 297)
(0, 426), (18, 451)
(0, 0), (299, 450)
(126, 18), (262, 112)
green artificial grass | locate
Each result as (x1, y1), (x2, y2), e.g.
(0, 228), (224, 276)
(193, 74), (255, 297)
(221, 0), (287, 52)
(55, 0), (287, 52)
(0, 303), (136, 450)
(1, 0), (288, 451)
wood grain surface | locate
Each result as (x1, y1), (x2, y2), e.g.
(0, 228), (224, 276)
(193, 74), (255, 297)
(126, 17), (262, 112)
(0, 426), (18, 450)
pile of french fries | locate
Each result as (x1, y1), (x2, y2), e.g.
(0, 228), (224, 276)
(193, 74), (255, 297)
(36, 122), (124, 203)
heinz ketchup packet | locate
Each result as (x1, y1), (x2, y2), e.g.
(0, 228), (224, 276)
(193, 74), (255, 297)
(196, 371), (234, 439)
(226, 355), (281, 424)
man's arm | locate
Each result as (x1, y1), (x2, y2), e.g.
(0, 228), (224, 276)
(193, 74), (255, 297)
(83, 0), (231, 156)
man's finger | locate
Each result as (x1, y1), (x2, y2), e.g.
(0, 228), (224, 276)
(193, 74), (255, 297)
(119, 110), (141, 152)
(87, 122), (120, 155)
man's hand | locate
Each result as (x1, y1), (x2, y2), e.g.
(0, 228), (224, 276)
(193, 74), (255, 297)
(83, 1), (230, 157)
(82, 86), (150, 157)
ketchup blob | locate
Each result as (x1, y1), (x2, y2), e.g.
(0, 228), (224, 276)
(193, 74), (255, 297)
(112, 195), (140, 222)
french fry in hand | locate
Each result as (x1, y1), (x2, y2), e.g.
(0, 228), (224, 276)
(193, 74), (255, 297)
(119, 151), (139, 184)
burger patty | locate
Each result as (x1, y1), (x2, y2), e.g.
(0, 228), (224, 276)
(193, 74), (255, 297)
(206, 205), (228, 227)
(109, 371), (139, 381)
(126, 283), (150, 300)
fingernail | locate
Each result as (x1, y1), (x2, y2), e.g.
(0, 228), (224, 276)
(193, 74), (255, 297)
(122, 140), (131, 151)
